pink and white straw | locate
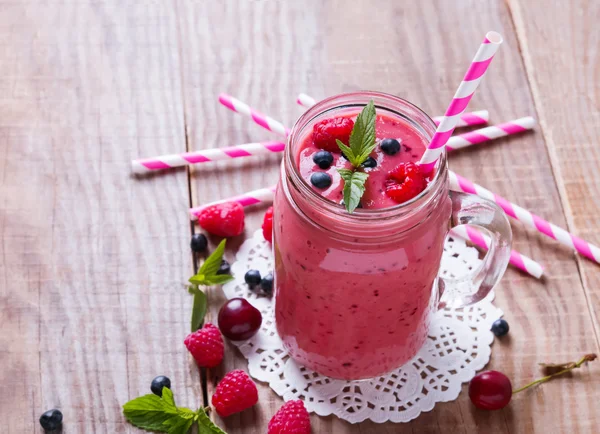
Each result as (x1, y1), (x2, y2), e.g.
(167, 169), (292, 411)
(190, 186), (276, 221)
(449, 171), (600, 264)
(296, 93), (490, 128)
(131, 141), (285, 173)
(446, 117), (535, 151)
(219, 94), (290, 137)
(419, 31), (503, 173)
(450, 225), (543, 279)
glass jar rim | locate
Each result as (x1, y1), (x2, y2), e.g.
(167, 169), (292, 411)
(284, 90), (447, 227)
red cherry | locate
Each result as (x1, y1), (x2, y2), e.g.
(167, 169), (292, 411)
(218, 298), (262, 341)
(469, 370), (513, 410)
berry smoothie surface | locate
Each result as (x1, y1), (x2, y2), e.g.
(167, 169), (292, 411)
(274, 109), (452, 380)
(297, 113), (428, 208)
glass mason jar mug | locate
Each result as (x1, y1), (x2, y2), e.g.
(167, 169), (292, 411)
(273, 92), (512, 380)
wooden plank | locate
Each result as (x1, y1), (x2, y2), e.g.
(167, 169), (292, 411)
(0, 2), (198, 432)
(181, 0), (600, 433)
(507, 0), (600, 339)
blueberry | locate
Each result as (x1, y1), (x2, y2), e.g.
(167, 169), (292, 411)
(260, 273), (274, 296)
(190, 233), (208, 253)
(491, 318), (509, 337)
(361, 156), (377, 168)
(380, 138), (401, 155)
(244, 269), (262, 289)
(217, 259), (231, 275)
(312, 151), (334, 169)
(39, 409), (63, 431)
(310, 172), (332, 189)
(150, 376), (171, 397)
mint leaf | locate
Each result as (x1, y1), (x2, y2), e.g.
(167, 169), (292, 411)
(189, 239), (227, 286)
(190, 286), (207, 332)
(348, 100), (376, 166)
(202, 274), (234, 285)
(164, 416), (195, 434)
(123, 388), (180, 432)
(338, 169), (368, 213)
(123, 388), (226, 434)
(197, 408), (228, 434)
(336, 139), (355, 164)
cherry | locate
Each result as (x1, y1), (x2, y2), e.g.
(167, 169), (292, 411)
(468, 370), (512, 410)
(218, 298), (262, 341)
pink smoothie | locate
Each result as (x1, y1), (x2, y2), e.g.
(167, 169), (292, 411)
(274, 110), (452, 380)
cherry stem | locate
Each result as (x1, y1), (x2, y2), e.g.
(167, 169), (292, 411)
(512, 354), (597, 394)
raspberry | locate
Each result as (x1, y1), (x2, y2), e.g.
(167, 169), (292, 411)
(211, 370), (258, 417)
(268, 400), (311, 434)
(312, 117), (354, 152)
(184, 323), (224, 368)
(197, 202), (245, 237)
(385, 162), (427, 204)
(262, 206), (274, 243)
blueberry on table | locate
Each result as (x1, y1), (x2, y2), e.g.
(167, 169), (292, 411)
(217, 259), (231, 275)
(491, 318), (509, 337)
(244, 269), (262, 289)
(39, 409), (63, 431)
(380, 138), (401, 155)
(260, 273), (274, 296)
(150, 376), (171, 396)
(312, 150), (334, 169)
(361, 156), (377, 168)
(190, 233), (208, 253)
(310, 172), (332, 189)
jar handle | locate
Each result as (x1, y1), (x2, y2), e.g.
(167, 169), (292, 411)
(438, 191), (512, 309)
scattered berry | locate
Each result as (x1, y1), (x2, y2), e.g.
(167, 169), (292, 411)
(310, 172), (332, 189)
(469, 370), (512, 410)
(262, 206), (274, 243)
(312, 150), (334, 169)
(211, 370), (258, 417)
(218, 298), (262, 341)
(150, 376), (171, 397)
(190, 233), (208, 253)
(385, 162), (427, 204)
(39, 409), (63, 431)
(361, 156), (377, 168)
(312, 117), (354, 152)
(245, 269), (262, 289)
(491, 318), (510, 337)
(198, 202), (245, 238)
(261, 273), (274, 296)
(268, 400), (311, 434)
(217, 259), (231, 275)
(184, 323), (224, 368)
(380, 138), (401, 155)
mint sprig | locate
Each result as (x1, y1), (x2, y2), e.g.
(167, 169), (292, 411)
(188, 239), (233, 331)
(336, 100), (377, 213)
(123, 387), (225, 434)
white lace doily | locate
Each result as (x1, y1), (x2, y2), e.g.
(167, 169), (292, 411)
(223, 230), (502, 424)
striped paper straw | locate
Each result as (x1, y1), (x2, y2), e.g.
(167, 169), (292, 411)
(446, 117), (535, 151)
(419, 31), (503, 173)
(190, 186), (276, 221)
(133, 120), (533, 173)
(449, 171), (600, 264)
(131, 141), (285, 173)
(219, 94), (290, 137)
(296, 93), (489, 128)
(450, 225), (543, 279)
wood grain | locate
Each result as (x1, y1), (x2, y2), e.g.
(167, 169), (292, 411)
(0, 2), (199, 433)
(1, 0), (599, 433)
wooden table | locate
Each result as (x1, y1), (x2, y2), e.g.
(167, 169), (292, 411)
(2, 1), (599, 432)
